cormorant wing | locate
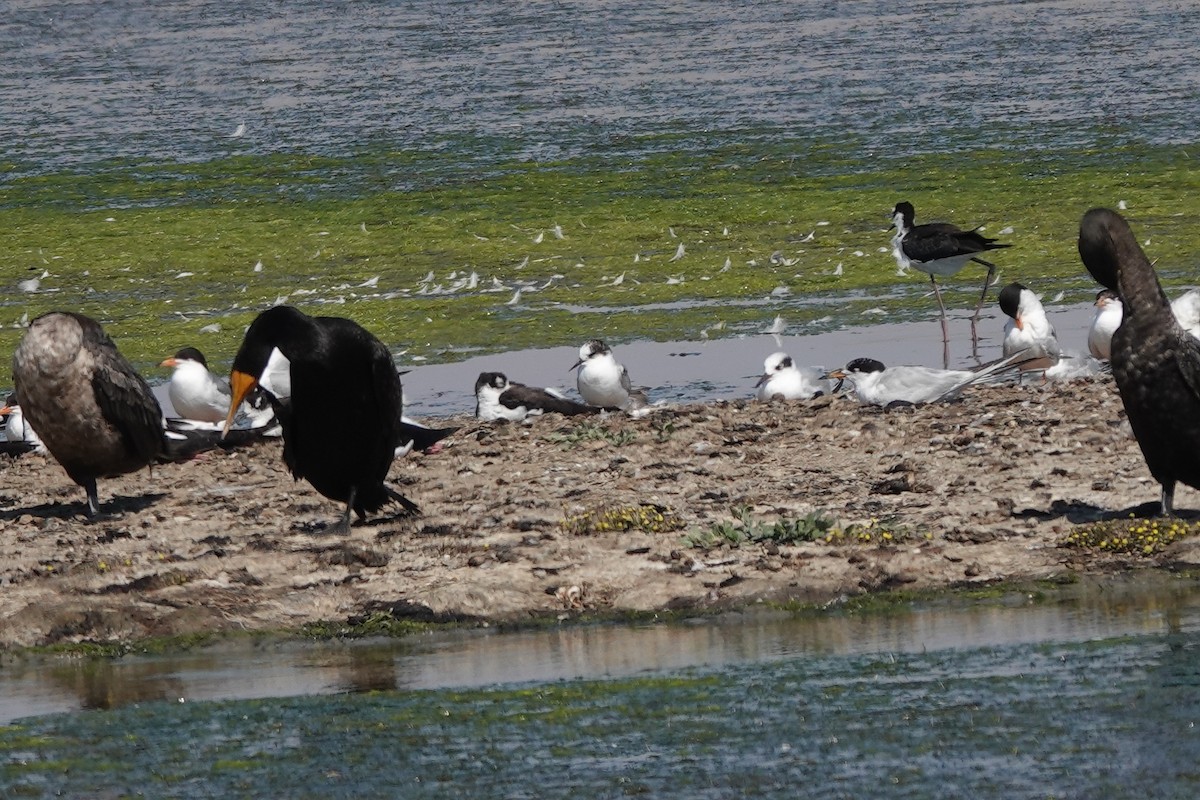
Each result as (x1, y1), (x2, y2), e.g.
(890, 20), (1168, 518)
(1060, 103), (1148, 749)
(1171, 326), (1200, 402)
(85, 323), (166, 462)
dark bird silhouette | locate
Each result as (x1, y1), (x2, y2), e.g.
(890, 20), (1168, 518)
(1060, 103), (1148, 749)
(222, 305), (419, 531)
(396, 418), (458, 454)
(475, 371), (597, 421)
(1078, 207), (1200, 515)
(11, 311), (166, 516)
(890, 201), (1011, 362)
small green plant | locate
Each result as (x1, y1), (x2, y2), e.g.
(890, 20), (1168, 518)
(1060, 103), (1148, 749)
(562, 504), (683, 535)
(652, 418), (677, 443)
(683, 508), (926, 550)
(547, 421), (637, 449)
(1062, 516), (1200, 556)
(823, 516), (925, 546)
(682, 506), (842, 549)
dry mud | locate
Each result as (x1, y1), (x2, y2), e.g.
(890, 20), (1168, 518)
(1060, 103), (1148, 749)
(2, 375), (1197, 648)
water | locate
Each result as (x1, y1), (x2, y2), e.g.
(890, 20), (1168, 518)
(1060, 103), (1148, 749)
(3, 576), (1200, 796)
(2, 0), (1197, 177)
(402, 299), (1100, 416)
(4, 2), (1200, 794)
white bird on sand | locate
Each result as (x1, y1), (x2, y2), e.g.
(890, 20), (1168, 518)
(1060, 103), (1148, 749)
(1087, 288), (1200, 360)
(755, 352), (832, 401)
(475, 372), (596, 422)
(1088, 289), (1124, 360)
(825, 352), (1028, 406)
(160, 347), (235, 423)
(999, 282), (1061, 372)
(570, 339), (646, 411)
(1, 394), (47, 453)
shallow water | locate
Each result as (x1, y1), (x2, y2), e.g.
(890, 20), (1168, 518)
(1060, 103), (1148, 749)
(402, 299), (1100, 416)
(3, 576), (1200, 797)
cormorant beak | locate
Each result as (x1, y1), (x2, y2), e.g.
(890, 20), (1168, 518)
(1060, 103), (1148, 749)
(159, 357), (178, 368)
(222, 369), (259, 438)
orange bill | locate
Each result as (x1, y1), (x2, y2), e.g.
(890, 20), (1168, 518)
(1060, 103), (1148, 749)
(222, 370), (259, 438)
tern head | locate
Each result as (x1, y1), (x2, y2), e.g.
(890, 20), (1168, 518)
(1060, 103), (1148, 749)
(834, 357), (886, 378)
(475, 371), (509, 393)
(160, 346), (209, 370)
(1095, 288), (1120, 309)
(998, 282), (1027, 327)
(755, 351), (793, 388)
(570, 339), (611, 371)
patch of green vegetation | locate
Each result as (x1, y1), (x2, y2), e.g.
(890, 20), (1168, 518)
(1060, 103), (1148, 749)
(3, 138), (1200, 388)
(31, 630), (219, 660)
(683, 507), (923, 549)
(1062, 516), (1200, 555)
(546, 419), (638, 448)
(561, 503), (683, 535)
(299, 610), (433, 640)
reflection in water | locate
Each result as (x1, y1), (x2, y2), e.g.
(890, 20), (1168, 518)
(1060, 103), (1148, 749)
(3, 575), (1197, 724)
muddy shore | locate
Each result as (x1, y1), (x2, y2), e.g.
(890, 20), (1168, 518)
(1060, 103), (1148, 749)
(1, 375), (1196, 649)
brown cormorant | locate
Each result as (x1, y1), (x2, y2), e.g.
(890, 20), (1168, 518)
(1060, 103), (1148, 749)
(11, 311), (166, 516)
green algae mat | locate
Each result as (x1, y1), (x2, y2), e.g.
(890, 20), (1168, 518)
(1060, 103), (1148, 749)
(3, 139), (1200, 387)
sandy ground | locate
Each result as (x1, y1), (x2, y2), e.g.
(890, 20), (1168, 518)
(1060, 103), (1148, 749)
(2, 374), (1198, 648)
